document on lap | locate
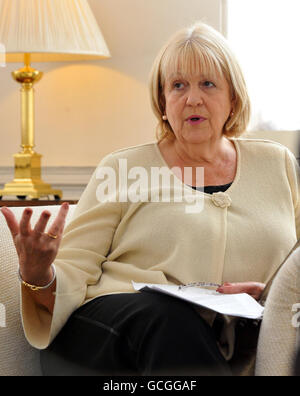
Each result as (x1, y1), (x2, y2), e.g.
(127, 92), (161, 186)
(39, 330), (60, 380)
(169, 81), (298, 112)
(131, 281), (264, 320)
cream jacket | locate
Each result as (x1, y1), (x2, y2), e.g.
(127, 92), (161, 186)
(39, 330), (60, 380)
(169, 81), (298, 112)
(21, 138), (300, 356)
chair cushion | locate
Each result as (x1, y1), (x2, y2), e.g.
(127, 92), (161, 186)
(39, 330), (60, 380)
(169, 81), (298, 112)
(0, 204), (76, 376)
(255, 246), (300, 376)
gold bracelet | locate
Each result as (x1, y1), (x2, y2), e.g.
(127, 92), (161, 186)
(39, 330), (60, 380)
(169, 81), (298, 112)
(18, 264), (56, 291)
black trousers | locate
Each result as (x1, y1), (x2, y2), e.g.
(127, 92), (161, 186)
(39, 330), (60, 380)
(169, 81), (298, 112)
(41, 290), (232, 376)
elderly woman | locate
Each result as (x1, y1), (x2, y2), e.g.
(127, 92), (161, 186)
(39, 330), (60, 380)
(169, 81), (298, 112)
(1, 22), (300, 376)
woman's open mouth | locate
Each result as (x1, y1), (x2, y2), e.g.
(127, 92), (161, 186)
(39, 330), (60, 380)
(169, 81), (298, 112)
(186, 115), (207, 125)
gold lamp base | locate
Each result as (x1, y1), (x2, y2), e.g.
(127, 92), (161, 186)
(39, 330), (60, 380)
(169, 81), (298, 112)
(0, 150), (62, 200)
(0, 55), (63, 201)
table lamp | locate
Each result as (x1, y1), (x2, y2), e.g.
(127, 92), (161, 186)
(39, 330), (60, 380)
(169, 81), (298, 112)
(0, 0), (110, 200)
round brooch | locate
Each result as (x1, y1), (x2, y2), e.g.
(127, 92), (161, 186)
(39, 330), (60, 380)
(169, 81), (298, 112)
(211, 192), (232, 208)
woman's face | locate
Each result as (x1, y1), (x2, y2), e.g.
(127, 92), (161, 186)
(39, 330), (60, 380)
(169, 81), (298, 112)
(163, 71), (234, 144)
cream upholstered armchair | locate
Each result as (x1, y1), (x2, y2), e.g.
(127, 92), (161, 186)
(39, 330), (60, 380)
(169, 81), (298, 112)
(255, 247), (300, 376)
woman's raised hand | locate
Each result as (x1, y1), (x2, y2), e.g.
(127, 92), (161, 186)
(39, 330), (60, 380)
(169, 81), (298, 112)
(1, 202), (69, 286)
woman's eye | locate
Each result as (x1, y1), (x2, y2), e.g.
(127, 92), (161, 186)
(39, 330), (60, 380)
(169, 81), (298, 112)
(173, 82), (185, 90)
(202, 81), (215, 88)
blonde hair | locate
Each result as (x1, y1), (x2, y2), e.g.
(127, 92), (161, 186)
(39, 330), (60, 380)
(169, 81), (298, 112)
(149, 22), (251, 141)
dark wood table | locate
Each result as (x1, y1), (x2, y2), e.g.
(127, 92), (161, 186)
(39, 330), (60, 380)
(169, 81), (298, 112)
(0, 200), (78, 207)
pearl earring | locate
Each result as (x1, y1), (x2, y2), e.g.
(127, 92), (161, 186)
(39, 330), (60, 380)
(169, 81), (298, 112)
(162, 115), (167, 121)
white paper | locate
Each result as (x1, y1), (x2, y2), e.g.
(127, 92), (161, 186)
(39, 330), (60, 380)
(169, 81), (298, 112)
(132, 281), (264, 320)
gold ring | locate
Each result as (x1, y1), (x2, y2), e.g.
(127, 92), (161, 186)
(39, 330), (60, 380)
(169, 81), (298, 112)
(45, 232), (58, 239)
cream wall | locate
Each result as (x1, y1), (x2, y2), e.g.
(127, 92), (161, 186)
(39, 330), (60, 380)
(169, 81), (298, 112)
(0, 0), (223, 167)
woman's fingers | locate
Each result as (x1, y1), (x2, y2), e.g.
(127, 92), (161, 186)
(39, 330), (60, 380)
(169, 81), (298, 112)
(47, 202), (69, 238)
(19, 207), (33, 236)
(0, 207), (19, 238)
(1, 203), (69, 241)
(32, 210), (52, 237)
(217, 282), (265, 300)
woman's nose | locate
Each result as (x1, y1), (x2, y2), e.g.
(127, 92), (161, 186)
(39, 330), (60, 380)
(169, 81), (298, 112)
(186, 88), (204, 106)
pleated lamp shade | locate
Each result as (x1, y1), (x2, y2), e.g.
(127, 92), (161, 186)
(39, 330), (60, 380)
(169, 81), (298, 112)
(0, 0), (111, 62)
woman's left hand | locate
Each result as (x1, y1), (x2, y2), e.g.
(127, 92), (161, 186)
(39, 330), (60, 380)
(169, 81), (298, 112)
(216, 282), (265, 301)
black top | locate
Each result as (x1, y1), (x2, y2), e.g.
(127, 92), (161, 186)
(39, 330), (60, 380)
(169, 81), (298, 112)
(190, 182), (232, 195)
